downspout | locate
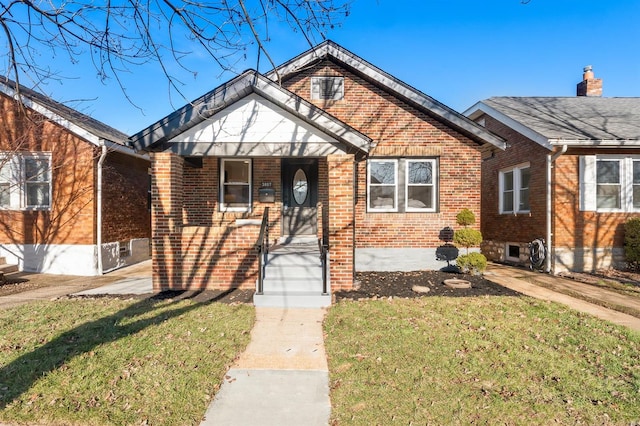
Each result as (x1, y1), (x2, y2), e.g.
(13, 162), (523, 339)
(97, 143), (108, 275)
(546, 144), (568, 273)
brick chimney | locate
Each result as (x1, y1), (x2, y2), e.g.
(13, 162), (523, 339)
(576, 65), (602, 97)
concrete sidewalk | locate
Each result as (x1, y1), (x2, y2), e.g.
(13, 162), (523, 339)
(0, 260), (152, 309)
(485, 264), (640, 332)
(200, 308), (330, 426)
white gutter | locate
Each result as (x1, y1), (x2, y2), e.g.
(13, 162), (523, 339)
(546, 144), (568, 273)
(96, 143), (108, 275)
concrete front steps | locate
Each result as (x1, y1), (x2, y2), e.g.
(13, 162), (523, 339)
(0, 257), (19, 282)
(253, 239), (331, 308)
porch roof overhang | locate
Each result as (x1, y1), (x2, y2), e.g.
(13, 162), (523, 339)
(267, 40), (506, 151)
(129, 70), (372, 155)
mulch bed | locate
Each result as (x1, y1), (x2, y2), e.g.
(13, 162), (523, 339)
(335, 270), (521, 301)
(1, 270), (521, 304)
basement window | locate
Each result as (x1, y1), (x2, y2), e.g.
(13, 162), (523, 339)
(506, 244), (520, 262)
(119, 242), (130, 258)
(311, 77), (344, 100)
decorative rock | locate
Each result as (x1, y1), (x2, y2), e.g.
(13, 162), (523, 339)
(412, 285), (431, 294)
(444, 278), (472, 289)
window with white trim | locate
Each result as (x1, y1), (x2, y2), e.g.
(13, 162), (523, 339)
(367, 158), (439, 212)
(220, 159), (251, 211)
(0, 152), (51, 210)
(580, 155), (640, 212)
(24, 157), (51, 207)
(311, 77), (344, 100)
(368, 159), (397, 212)
(406, 159), (436, 212)
(499, 163), (530, 214)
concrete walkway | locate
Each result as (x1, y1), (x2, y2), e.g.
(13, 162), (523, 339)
(485, 263), (640, 332)
(0, 260), (152, 309)
(200, 308), (330, 426)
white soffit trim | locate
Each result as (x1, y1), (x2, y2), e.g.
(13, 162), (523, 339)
(549, 139), (640, 147)
(169, 94), (337, 144)
(464, 101), (552, 150)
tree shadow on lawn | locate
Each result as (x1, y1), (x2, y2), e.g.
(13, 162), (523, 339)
(0, 288), (248, 408)
(335, 270), (522, 300)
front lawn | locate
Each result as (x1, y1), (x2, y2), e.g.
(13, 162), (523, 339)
(325, 296), (640, 425)
(0, 297), (254, 425)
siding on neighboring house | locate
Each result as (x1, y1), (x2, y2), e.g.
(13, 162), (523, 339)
(553, 149), (637, 271)
(0, 93), (96, 241)
(0, 85), (151, 275)
(479, 114), (549, 264)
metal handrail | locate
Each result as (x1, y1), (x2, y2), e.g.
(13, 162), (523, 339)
(255, 207), (269, 295)
(319, 237), (329, 295)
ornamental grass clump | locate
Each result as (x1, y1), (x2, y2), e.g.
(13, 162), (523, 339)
(453, 209), (487, 274)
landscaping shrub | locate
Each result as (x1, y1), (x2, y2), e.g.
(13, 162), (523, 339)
(624, 217), (640, 270)
(453, 209), (487, 273)
(456, 252), (487, 275)
(453, 228), (483, 252)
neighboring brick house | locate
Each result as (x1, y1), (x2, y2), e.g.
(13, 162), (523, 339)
(130, 41), (504, 293)
(0, 78), (151, 275)
(464, 67), (640, 274)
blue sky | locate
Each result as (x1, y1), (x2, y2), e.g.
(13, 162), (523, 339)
(36, 0), (640, 134)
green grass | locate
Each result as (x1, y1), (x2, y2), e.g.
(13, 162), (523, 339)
(325, 296), (640, 425)
(0, 297), (254, 426)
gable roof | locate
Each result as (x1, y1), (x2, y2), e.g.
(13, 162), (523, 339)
(267, 40), (505, 150)
(129, 70), (372, 153)
(465, 97), (640, 149)
(0, 77), (129, 146)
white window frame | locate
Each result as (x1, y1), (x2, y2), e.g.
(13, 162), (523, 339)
(311, 76), (344, 101)
(581, 155), (640, 213)
(23, 154), (52, 209)
(367, 159), (398, 212)
(505, 243), (521, 262)
(499, 163), (530, 214)
(405, 159), (437, 212)
(220, 158), (252, 212)
(0, 152), (52, 210)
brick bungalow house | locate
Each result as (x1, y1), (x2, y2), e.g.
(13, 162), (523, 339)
(464, 66), (640, 274)
(130, 41), (504, 304)
(0, 78), (151, 275)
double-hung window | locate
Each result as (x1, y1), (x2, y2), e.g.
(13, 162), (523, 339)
(499, 163), (530, 214)
(220, 159), (252, 211)
(581, 155), (640, 212)
(24, 157), (51, 208)
(367, 158), (438, 212)
(368, 159), (397, 212)
(406, 159), (436, 212)
(0, 152), (51, 210)
(0, 160), (12, 207)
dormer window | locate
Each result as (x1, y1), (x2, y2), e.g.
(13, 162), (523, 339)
(311, 76), (344, 100)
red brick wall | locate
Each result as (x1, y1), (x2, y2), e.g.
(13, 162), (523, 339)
(0, 93), (96, 245)
(101, 151), (151, 243)
(480, 115), (549, 245)
(479, 114), (639, 271)
(154, 155), (284, 290)
(553, 149), (639, 250)
(283, 60), (485, 249)
(151, 152), (184, 291)
(327, 154), (354, 289)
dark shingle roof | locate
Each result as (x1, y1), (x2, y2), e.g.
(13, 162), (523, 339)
(0, 77), (129, 145)
(483, 97), (640, 141)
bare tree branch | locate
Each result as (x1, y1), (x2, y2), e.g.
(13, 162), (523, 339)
(0, 0), (351, 104)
